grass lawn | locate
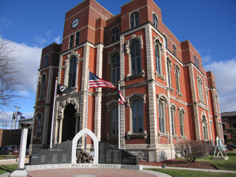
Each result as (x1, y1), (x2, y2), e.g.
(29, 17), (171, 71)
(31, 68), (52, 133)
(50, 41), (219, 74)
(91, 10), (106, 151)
(0, 155), (17, 160)
(147, 151), (236, 177)
(0, 164), (17, 174)
(148, 169), (235, 177)
(196, 151), (236, 171)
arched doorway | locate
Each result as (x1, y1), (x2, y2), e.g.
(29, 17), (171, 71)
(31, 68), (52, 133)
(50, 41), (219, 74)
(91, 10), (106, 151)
(62, 104), (76, 142)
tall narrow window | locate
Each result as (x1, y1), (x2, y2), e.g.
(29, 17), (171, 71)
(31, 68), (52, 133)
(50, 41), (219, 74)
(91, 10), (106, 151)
(159, 100), (165, 133)
(75, 31), (80, 45)
(111, 27), (119, 42)
(173, 44), (176, 56)
(130, 12), (139, 28)
(171, 107), (175, 135)
(69, 34), (74, 48)
(179, 110), (184, 136)
(164, 35), (168, 48)
(155, 43), (161, 75)
(197, 75), (204, 103)
(43, 55), (49, 67)
(167, 58), (172, 87)
(111, 53), (120, 84)
(153, 14), (158, 28)
(68, 57), (77, 87)
(175, 65), (181, 93)
(132, 100), (143, 133)
(131, 40), (142, 75)
(36, 114), (42, 138)
(40, 75), (46, 100)
(111, 106), (118, 135)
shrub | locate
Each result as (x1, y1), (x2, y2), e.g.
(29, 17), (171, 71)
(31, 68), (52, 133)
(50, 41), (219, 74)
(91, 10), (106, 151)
(175, 140), (211, 163)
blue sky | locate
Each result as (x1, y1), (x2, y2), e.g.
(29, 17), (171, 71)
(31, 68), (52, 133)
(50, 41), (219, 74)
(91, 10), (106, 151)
(0, 0), (236, 128)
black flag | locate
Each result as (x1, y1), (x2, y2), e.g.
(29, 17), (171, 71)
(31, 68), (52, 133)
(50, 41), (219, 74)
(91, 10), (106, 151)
(57, 84), (69, 94)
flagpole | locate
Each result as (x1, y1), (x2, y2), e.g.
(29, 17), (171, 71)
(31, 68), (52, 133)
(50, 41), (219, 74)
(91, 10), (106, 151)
(84, 68), (89, 152)
(118, 81), (121, 149)
(50, 77), (58, 148)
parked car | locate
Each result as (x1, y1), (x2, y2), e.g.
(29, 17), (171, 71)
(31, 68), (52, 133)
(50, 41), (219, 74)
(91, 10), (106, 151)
(3, 145), (20, 155)
(13, 147), (29, 155)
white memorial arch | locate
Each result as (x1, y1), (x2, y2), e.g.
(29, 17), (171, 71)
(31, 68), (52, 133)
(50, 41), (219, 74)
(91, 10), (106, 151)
(71, 128), (99, 164)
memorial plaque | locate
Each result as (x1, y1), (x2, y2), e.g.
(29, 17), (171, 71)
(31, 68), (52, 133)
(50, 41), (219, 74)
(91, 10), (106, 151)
(99, 142), (137, 165)
(30, 140), (72, 165)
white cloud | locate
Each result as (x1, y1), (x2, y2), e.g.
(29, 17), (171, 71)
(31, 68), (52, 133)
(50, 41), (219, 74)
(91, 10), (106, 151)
(204, 58), (236, 112)
(201, 54), (212, 64)
(54, 36), (61, 44)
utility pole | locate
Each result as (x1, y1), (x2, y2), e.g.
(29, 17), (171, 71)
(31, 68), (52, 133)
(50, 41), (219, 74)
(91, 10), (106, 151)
(13, 106), (20, 129)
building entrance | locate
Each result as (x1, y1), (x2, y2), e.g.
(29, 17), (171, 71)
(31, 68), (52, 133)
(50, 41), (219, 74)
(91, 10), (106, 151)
(62, 104), (76, 142)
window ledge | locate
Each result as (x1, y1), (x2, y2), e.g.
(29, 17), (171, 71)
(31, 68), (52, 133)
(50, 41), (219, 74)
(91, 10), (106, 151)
(126, 130), (147, 139)
(172, 134), (178, 139)
(37, 98), (45, 102)
(155, 72), (165, 81)
(176, 91), (183, 97)
(168, 87), (174, 92)
(180, 135), (187, 140)
(158, 130), (169, 137)
(199, 100), (206, 105)
(125, 70), (145, 81)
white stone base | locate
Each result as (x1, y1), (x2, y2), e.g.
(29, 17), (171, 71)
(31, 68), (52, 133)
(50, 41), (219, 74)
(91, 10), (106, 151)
(212, 156), (229, 160)
(10, 169), (29, 177)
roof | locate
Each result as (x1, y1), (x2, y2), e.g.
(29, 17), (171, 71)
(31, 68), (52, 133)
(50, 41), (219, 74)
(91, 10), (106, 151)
(221, 111), (236, 117)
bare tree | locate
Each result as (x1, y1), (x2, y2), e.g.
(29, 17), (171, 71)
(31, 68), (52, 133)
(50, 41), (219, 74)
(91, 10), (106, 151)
(0, 38), (26, 110)
(175, 140), (211, 163)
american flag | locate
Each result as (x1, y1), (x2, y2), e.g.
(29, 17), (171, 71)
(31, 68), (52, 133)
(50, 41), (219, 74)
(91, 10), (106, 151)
(89, 72), (116, 89)
(17, 111), (22, 116)
(118, 90), (126, 105)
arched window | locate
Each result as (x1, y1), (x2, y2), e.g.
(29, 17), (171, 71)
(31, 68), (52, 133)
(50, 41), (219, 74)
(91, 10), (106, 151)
(171, 106), (176, 135)
(173, 44), (176, 56)
(153, 14), (158, 28)
(111, 27), (119, 42)
(155, 43), (161, 74)
(130, 12), (139, 28)
(179, 109), (185, 136)
(40, 75), (46, 100)
(36, 113), (42, 138)
(131, 40), (142, 75)
(68, 56), (77, 87)
(111, 53), (120, 84)
(132, 100), (144, 133)
(167, 58), (172, 87)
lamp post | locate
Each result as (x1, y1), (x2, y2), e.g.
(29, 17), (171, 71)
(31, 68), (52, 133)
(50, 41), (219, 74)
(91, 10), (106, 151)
(10, 123), (31, 177)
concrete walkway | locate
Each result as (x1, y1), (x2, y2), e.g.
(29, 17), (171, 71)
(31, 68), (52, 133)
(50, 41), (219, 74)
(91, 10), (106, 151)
(1, 159), (236, 177)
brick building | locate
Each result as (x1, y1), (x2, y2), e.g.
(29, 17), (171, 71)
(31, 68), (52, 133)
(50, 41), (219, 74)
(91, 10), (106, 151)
(221, 111), (236, 144)
(30, 0), (223, 162)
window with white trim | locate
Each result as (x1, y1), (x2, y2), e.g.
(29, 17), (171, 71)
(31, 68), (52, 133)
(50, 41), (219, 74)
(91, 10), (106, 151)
(131, 40), (142, 75)
(179, 108), (185, 137)
(164, 35), (168, 48)
(174, 64), (181, 94)
(155, 41), (161, 75)
(158, 95), (167, 134)
(173, 44), (176, 56)
(153, 13), (158, 29)
(171, 106), (176, 135)
(132, 100), (144, 133)
(167, 57), (172, 88)
(130, 11), (139, 28)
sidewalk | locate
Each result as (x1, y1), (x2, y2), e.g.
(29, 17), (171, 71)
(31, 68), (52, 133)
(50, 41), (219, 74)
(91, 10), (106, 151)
(1, 160), (236, 177)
